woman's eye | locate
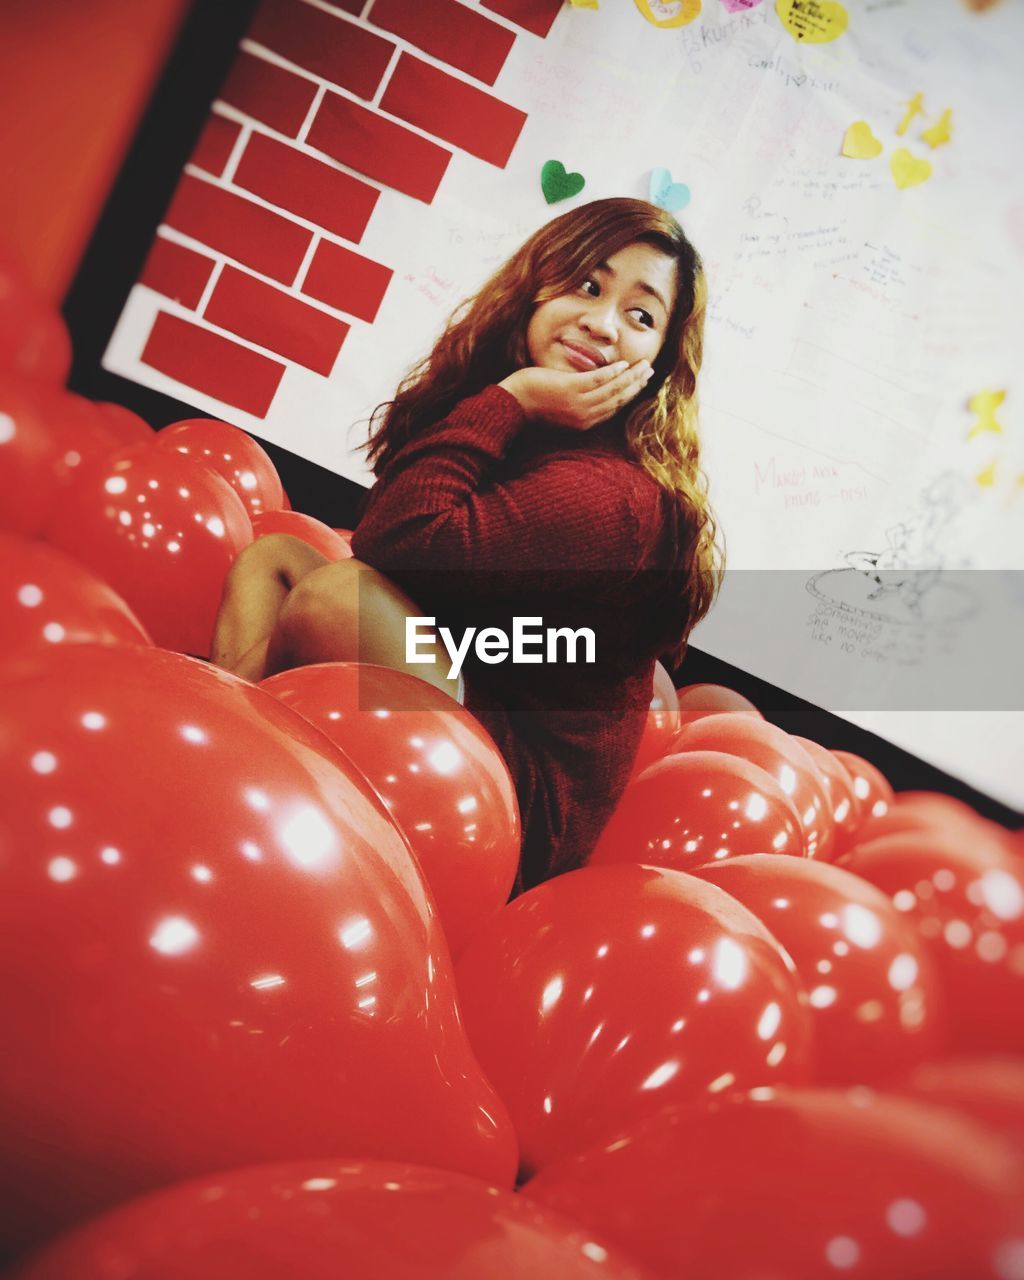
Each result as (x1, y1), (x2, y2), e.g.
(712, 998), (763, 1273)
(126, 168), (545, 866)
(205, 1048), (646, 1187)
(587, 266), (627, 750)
(581, 278), (600, 296)
(629, 308), (655, 328)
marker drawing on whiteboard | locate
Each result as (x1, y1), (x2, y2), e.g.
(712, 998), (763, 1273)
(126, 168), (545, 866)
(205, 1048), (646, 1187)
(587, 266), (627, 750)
(834, 473), (975, 620)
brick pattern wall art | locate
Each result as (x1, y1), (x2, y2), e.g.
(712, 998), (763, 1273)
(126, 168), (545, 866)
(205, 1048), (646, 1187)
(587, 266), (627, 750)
(107, 0), (558, 466)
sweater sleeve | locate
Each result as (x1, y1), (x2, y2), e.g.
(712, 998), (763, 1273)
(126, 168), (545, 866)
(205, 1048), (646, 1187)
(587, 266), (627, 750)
(350, 385), (651, 584)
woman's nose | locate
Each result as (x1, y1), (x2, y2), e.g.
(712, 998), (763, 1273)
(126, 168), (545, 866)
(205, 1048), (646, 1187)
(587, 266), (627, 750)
(580, 302), (617, 341)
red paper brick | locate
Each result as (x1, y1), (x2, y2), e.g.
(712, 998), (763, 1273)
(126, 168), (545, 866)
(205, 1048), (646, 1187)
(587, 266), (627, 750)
(141, 311), (285, 418)
(380, 54), (526, 168)
(189, 113), (242, 178)
(482, 0), (562, 38)
(250, 0), (394, 100)
(164, 174), (312, 285)
(370, 0), (514, 87)
(302, 241), (392, 323)
(218, 49), (318, 136)
(308, 94), (451, 203)
(234, 132), (379, 243)
(139, 236), (215, 309)
(205, 265), (349, 376)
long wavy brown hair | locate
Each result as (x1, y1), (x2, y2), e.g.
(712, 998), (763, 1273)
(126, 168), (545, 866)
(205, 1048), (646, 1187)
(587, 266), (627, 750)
(362, 197), (723, 665)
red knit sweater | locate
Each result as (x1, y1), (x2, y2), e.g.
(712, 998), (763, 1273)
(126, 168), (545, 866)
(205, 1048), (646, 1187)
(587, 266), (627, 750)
(350, 385), (695, 889)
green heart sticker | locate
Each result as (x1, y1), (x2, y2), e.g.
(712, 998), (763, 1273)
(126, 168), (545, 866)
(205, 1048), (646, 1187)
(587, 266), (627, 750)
(541, 160), (586, 205)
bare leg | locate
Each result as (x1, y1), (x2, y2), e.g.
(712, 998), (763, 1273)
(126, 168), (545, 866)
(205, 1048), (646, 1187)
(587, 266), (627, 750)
(211, 533), (330, 678)
(264, 557), (463, 701)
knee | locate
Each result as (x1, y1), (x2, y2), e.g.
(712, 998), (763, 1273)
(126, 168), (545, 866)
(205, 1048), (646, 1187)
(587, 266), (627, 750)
(274, 559), (361, 648)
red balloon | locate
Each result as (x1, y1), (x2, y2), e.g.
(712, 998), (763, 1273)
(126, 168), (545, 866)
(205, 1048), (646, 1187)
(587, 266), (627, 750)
(95, 402), (153, 446)
(831, 749), (894, 825)
(630, 661), (680, 775)
(0, 251), (72, 384)
(670, 713), (834, 860)
(259, 662), (521, 958)
(891, 1057), (1024, 1151)
(0, 533), (151, 667)
(691, 855), (946, 1082)
(856, 791), (1006, 851)
(0, 379), (119, 537)
(455, 863), (814, 1176)
(252, 509), (353, 560)
(156, 418), (284, 519)
(794, 736), (863, 855)
(11, 1159), (651, 1280)
(675, 682), (761, 725)
(589, 750), (804, 870)
(843, 831), (1024, 1052)
(525, 1088), (1024, 1280)
(0, 645), (516, 1256)
(46, 443), (253, 657)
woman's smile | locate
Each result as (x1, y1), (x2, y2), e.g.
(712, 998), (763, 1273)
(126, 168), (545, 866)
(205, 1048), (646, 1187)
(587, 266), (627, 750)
(560, 338), (608, 370)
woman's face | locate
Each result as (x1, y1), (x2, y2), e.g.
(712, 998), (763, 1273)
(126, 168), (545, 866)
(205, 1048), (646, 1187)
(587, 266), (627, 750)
(525, 241), (678, 375)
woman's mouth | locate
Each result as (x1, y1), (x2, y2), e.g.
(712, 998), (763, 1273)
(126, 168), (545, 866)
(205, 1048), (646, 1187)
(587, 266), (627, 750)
(561, 340), (607, 371)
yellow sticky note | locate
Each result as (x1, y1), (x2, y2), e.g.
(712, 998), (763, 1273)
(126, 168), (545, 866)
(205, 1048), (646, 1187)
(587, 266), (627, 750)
(967, 389), (1006, 439)
(890, 148), (932, 189)
(976, 461), (998, 488)
(842, 121), (883, 159)
(921, 108), (953, 149)
(776, 0), (848, 42)
(633, 0), (701, 27)
(896, 92), (925, 136)
(570, 0), (600, 8)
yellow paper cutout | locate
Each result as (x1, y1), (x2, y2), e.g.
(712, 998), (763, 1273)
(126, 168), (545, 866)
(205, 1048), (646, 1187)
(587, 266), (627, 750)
(633, 0), (701, 27)
(967, 389), (1006, 439)
(976, 461), (998, 488)
(775, 0), (848, 43)
(896, 92), (925, 136)
(569, 0), (600, 8)
(921, 108), (954, 149)
(890, 148), (932, 189)
(842, 121), (883, 159)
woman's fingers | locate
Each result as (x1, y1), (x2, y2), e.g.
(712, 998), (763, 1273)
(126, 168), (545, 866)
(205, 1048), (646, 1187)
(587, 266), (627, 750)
(583, 359), (651, 400)
(580, 360), (652, 419)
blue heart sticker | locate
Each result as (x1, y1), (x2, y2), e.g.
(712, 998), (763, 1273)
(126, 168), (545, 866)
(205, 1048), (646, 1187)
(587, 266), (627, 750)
(649, 167), (691, 212)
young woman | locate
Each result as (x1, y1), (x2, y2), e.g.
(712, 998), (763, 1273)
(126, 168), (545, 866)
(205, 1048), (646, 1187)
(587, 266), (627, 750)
(213, 197), (722, 890)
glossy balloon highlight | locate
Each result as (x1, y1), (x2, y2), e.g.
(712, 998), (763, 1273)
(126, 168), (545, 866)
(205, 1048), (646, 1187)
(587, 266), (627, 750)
(691, 855), (946, 1081)
(46, 443), (253, 656)
(455, 863), (814, 1176)
(589, 750), (804, 870)
(259, 662), (520, 957)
